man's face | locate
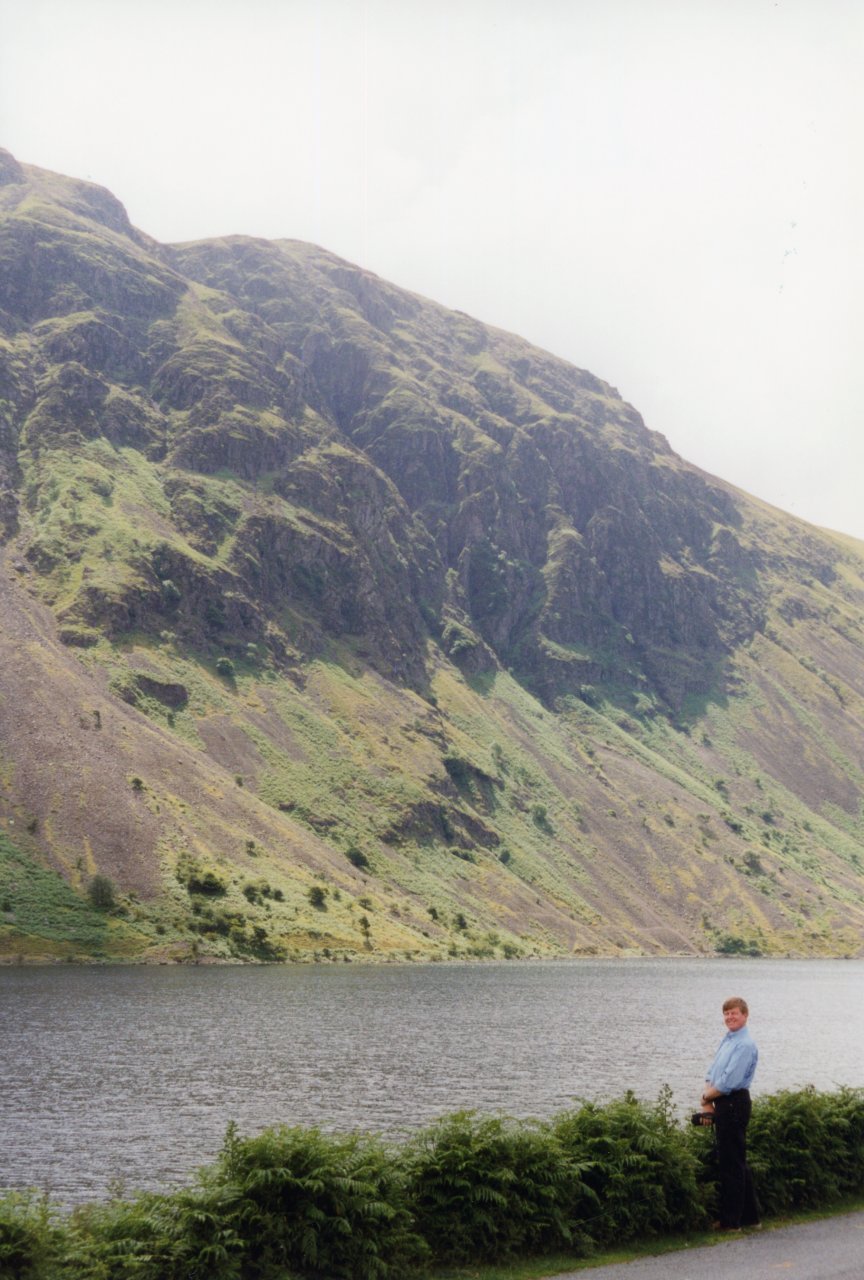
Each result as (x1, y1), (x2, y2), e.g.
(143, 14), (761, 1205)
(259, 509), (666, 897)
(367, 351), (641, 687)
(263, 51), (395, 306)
(723, 1005), (748, 1032)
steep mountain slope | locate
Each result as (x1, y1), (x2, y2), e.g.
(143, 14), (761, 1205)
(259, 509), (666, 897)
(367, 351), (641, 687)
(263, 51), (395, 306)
(2, 147), (864, 961)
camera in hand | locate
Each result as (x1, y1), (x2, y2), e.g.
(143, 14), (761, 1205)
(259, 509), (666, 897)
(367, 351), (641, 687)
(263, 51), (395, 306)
(691, 1110), (715, 1126)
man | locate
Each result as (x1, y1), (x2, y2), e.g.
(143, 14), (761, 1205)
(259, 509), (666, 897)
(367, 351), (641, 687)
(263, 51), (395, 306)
(699, 996), (760, 1231)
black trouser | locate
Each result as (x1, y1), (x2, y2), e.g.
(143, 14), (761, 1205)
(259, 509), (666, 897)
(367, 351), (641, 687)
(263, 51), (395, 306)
(713, 1089), (760, 1227)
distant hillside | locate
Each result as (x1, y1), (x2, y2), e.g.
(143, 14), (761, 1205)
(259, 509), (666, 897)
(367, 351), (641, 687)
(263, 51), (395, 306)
(2, 146), (863, 962)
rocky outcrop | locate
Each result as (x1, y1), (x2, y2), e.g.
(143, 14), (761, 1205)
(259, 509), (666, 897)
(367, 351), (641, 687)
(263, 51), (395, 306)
(0, 150), (840, 716)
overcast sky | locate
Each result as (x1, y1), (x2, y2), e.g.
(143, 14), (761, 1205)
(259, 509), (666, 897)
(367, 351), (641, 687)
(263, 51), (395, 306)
(2, 0), (862, 538)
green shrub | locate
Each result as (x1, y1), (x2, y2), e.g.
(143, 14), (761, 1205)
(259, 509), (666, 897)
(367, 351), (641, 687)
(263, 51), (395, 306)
(531, 803), (554, 835)
(714, 933), (761, 956)
(214, 1123), (425, 1279)
(87, 874), (116, 911)
(442, 755), (472, 787)
(185, 869), (227, 897)
(441, 620), (480, 659)
(746, 1087), (864, 1215)
(402, 1111), (588, 1263)
(64, 1186), (246, 1280)
(0, 1193), (60, 1280)
(552, 1091), (706, 1243)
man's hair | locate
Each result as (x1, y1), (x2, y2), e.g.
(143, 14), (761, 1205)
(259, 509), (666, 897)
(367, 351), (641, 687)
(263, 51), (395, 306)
(723, 996), (749, 1015)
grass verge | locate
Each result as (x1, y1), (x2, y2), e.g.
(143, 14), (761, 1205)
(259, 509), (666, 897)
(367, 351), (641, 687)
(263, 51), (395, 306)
(428, 1194), (864, 1279)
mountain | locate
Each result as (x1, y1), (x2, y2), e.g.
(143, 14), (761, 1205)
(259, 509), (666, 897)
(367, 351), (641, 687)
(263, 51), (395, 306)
(2, 147), (863, 963)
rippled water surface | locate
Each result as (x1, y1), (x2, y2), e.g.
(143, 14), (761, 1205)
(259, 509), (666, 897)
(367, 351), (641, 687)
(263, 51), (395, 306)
(2, 958), (862, 1203)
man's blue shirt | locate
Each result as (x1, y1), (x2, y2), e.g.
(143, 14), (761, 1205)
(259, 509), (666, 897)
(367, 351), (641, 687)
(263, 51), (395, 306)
(706, 1025), (758, 1093)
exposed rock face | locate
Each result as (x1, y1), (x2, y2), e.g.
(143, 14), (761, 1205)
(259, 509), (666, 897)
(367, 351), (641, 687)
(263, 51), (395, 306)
(165, 233), (783, 710)
(2, 150), (864, 963)
(0, 154), (784, 708)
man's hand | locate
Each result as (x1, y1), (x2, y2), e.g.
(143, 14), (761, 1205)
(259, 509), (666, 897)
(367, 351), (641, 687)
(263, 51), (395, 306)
(698, 1087), (717, 1121)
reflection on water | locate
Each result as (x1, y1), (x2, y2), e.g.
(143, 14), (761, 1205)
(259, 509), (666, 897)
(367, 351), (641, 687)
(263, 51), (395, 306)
(1, 958), (862, 1204)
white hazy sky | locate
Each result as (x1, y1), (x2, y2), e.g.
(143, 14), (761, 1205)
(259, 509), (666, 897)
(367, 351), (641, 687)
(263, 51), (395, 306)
(2, 0), (862, 538)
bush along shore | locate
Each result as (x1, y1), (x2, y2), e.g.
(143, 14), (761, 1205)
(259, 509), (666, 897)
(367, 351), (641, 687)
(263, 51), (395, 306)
(3, 1086), (864, 1279)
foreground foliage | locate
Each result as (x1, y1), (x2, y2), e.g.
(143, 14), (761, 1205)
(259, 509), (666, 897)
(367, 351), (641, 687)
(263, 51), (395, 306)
(2, 1087), (863, 1279)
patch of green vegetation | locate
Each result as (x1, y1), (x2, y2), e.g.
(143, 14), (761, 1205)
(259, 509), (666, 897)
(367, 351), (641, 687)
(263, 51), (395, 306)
(176, 856), (227, 897)
(344, 845), (371, 870)
(87, 873), (116, 909)
(0, 833), (135, 955)
(713, 932), (763, 957)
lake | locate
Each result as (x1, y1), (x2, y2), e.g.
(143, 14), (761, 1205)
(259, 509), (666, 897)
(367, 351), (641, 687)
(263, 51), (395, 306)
(1, 957), (862, 1205)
